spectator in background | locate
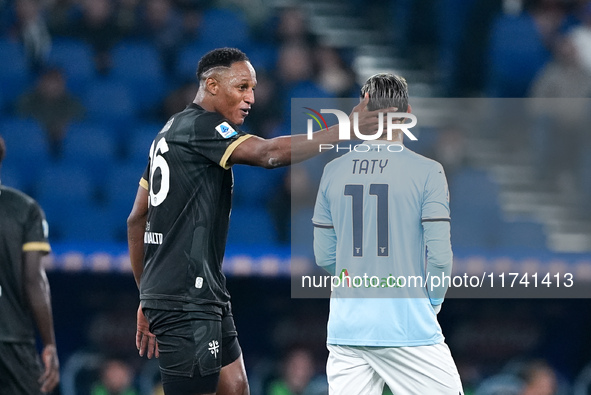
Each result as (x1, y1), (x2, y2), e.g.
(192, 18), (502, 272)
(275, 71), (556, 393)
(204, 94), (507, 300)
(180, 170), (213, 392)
(91, 359), (138, 395)
(519, 360), (557, 395)
(267, 348), (327, 395)
(8, 0), (51, 69)
(530, 34), (591, 97)
(314, 46), (357, 97)
(135, 0), (182, 74)
(275, 6), (314, 45)
(16, 67), (85, 156)
(277, 42), (314, 86)
(47, 0), (81, 37)
(113, 0), (141, 37)
(428, 125), (467, 183)
(529, 33), (590, 187)
(71, 0), (120, 73)
(568, 2), (591, 75)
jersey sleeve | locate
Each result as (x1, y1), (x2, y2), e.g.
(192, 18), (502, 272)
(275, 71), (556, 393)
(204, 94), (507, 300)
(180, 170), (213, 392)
(312, 169), (337, 270)
(22, 201), (51, 253)
(190, 112), (253, 170)
(312, 169), (333, 228)
(422, 163), (452, 305)
(139, 164), (149, 190)
(421, 162), (450, 221)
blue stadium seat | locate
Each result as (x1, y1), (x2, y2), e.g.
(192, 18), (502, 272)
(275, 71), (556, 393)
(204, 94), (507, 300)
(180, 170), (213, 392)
(0, 117), (51, 182)
(499, 219), (547, 250)
(34, 165), (95, 205)
(103, 162), (147, 241)
(175, 43), (213, 82)
(450, 169), (502, 248)
(60, 203), (118, 242)
(0, 90), (5, 113)
(110, 40), (166, 112)
(0, 38), (31, 102)
(228, 207), (276, 245)
(291, 207), (314, 257)
(232, 165), (286, 207)
(284, 82), (335, 126)
(243, 44), (277, 72)
(47, 37), (95, 95)
(199, 8), (251, 49)
(126, 122), (161, 163)
(62, 122), (118, 175)
(486, 13), (550, 97)
(104, 162), (146, 208)
(83, 79), (137, 123)
(0, 163), (25, 192)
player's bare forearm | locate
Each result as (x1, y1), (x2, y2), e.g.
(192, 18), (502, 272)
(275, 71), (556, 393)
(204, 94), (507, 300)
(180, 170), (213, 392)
(23, 251), (56, 348)
(230, 95), (397, 168)
(127, 186), (148, 288)
(233, 125), (340, 168)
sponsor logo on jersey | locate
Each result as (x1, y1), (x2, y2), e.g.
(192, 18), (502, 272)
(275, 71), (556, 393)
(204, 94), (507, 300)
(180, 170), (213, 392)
(144, 232), (163, 245)
(215, 122), (237, 139)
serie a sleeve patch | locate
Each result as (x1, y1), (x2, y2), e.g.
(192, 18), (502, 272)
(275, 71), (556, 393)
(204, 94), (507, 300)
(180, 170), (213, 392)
(215, 122), (237, 139)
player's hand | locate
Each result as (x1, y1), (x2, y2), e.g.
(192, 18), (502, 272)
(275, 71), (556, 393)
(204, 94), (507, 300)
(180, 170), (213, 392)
(136, 304), (159, 359)
(432, 303), (442, 314)
(349, 93), (398, 137)
(39, 344), (59, 393)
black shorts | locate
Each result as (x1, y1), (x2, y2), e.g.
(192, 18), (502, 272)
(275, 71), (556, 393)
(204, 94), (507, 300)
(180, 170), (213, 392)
(0, 342), (42, 395)
(144, 304), (242, 395)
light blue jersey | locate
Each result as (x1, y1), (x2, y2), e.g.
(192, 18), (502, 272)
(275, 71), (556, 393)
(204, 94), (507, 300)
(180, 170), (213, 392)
(312, 143), (452, 347)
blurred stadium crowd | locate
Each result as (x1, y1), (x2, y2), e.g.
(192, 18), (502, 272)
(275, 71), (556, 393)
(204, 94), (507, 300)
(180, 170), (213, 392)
(1, 0), (591, 394)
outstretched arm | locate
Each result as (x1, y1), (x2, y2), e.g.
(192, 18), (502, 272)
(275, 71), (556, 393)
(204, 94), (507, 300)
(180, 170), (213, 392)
(127, 185), (159, 359)
(23, 250), (59, 393)
(229, 95), (396, 168)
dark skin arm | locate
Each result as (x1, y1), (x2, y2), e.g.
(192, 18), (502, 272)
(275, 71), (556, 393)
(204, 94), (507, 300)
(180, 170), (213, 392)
(23, 250), (59, 393)
(127, 185), (158, 359)
(127, 185), (148, 288)
(229, 95), (396, 168)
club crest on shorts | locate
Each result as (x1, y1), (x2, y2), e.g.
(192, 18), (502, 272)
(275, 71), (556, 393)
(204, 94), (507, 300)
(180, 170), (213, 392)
(208, 340), (219, 358)
(215, 122), (237, 139)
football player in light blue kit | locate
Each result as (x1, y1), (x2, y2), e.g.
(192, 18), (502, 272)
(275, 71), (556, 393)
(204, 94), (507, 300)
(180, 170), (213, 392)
(312, 74), (463, 394)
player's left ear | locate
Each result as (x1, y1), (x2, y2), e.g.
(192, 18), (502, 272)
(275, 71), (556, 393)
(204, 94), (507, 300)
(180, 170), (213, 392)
(406, 104), (412, 114)
(205, 77), (218, 96)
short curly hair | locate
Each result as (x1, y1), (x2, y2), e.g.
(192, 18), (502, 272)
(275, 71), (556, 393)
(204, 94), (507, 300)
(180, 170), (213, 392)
(360, 73), (408, 112)
(196, 47), (249, 80)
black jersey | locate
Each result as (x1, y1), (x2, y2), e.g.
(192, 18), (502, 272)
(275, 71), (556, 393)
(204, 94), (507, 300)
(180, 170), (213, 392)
(139, 104), (252, 314)
(0, 185), (51, 343)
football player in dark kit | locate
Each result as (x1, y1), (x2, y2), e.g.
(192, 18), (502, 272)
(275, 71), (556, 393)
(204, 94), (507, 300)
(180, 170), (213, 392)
(127, 48), (390, 395)
(0, 136), (60, 395)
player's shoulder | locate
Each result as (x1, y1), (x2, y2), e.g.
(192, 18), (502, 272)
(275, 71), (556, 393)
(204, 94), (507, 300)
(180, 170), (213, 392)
(322, 152), (352, 176)
(0, 185), (40, 216)
(0, 185), (36, 206)
(175, 104), (239, 138)
(402, 148), (445, 173)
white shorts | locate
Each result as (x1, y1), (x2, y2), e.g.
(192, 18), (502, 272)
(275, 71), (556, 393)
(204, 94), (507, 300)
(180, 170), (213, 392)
(326, 343), (463, 395)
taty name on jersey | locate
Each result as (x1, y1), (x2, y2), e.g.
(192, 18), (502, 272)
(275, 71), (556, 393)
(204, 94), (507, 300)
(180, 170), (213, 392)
(352, 159), (388, 174)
